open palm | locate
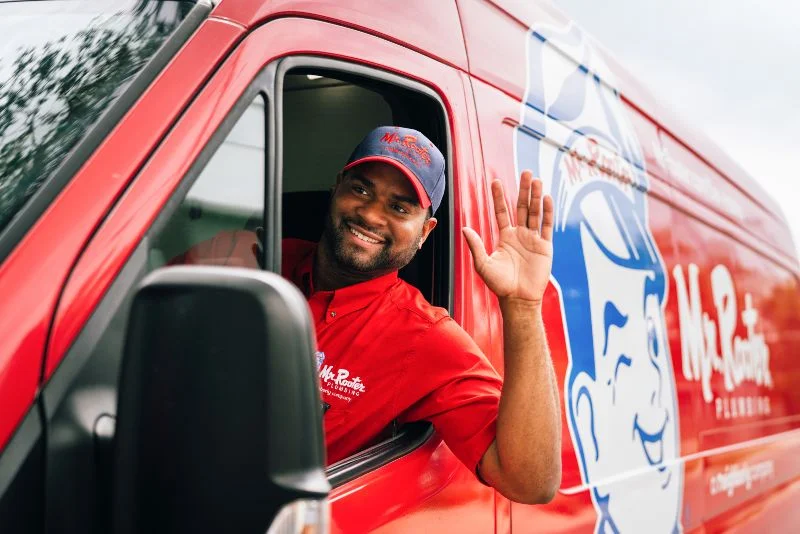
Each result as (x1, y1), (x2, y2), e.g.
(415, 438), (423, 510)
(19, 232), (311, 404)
(463, 171), (554, 304)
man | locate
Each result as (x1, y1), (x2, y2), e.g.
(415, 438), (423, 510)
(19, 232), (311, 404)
(175, 126), (561, 504)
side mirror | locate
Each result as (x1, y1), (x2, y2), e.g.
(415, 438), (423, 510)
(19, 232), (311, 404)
(112, 267), (329, 534)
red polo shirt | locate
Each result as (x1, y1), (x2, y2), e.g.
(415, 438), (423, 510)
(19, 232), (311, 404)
(172, 232), (502, 472)
(283, 239), (502, 471)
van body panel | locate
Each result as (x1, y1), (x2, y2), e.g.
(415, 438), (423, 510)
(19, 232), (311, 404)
(466, 3), (800, 531)
(38, 19), (244, 383)
(659, 130), (796, 265)
(210, 0), (470, 71)
(46, 15), (497, 533)
(459, 0), (796, 266)
(0, 18), (242, 453)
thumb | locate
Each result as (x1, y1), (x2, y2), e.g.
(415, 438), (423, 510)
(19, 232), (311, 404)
(462, 227), (489, 268)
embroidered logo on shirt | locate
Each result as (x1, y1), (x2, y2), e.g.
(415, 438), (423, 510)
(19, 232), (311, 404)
(319, 364), (367, 401)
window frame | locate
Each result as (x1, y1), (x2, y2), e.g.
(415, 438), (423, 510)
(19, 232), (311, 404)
(272, 55), (454, 313)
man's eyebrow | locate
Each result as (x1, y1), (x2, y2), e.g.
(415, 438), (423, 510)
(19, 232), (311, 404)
(348, 173), (374, 188)
(391, 193), (420, 207)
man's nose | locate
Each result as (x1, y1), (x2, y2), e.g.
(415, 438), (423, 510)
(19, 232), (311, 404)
(356, 199), (387, 228)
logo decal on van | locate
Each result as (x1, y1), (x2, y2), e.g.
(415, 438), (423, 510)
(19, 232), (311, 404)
(516, 24), (682, 533)
(673, 263), (773, 419)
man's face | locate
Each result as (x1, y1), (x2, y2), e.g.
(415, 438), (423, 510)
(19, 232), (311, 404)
(570, 217), (680, 532)
(322, 161), (436, 276)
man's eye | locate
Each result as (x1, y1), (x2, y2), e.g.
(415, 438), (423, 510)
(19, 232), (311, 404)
(392, 204), (408, 214)
(352, 186), (368, 196)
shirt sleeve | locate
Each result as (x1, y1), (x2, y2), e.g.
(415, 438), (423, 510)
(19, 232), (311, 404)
(397, 317), (502, 475)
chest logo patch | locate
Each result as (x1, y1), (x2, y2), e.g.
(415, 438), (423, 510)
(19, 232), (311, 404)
(319, 363), (367, 402)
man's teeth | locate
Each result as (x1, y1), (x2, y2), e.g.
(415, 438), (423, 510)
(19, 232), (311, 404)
(349, 226), (380, 244)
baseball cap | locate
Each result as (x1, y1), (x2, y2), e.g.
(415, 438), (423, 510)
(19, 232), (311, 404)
(343, 126), (446, 213)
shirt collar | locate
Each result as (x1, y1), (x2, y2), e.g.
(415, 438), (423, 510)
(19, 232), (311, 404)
(325, 270), (399, 320)
(289, 243), (400, 319)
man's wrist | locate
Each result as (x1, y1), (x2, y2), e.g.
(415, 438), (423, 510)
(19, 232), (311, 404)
(498, 297), (543, 317)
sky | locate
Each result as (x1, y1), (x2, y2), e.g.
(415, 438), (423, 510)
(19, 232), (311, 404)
(555, 0), (800, 255)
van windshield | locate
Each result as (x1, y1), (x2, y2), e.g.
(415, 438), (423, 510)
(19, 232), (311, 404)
(0, 0), (194, 235)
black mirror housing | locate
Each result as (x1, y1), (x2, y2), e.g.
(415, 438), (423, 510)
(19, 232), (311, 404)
(113, 266), (329, 534)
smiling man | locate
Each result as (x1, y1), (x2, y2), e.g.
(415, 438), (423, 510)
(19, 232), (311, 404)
(175, 126), (562, 504)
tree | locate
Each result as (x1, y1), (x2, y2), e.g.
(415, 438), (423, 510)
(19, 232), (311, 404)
(0, 1), (193, 234)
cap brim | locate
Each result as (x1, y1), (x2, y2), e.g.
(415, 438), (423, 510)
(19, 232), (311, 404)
(343, 156), (432, 210)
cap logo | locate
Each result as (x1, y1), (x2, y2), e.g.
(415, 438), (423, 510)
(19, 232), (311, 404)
(380, 131), (432, 166)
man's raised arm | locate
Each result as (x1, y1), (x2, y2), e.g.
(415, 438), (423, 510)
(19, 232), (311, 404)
(462, 170), (562, 504)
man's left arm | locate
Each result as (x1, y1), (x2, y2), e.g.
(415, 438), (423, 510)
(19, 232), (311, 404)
(462, 171), (562, 504)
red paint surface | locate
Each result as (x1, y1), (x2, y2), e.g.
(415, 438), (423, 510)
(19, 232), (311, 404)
(42, 19), (244, 381)
(1, 1), (798, 531)
(461, 2), (800, 531)
(0, 19), (242, 452)
(48, 16), (495, 533)
(211, 0), (469, 71)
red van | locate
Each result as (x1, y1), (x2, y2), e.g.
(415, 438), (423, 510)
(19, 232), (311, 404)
(1, 0), (798, 532)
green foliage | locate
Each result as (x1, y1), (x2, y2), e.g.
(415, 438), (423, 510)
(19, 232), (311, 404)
(0, 1), (189, 234)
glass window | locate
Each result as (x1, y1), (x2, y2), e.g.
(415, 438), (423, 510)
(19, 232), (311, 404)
(153, 95), (267, 270)
(0, 0), (195, 234)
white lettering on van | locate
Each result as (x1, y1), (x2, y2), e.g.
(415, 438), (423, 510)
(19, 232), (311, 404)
(652, 141), (744, 221)
(672, 263), (772, 406)
(709, 460), (775, 498)
(562, 136), (634, 192)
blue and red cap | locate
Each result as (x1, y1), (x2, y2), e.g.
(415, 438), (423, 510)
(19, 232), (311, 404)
(343, 126), (446, 213)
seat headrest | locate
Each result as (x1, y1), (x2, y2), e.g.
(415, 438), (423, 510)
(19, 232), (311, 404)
(282, 190), (331, 241)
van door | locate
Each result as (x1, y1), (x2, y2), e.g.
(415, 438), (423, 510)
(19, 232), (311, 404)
(42, 15), (496, 534)
(0, 2), (222, 531)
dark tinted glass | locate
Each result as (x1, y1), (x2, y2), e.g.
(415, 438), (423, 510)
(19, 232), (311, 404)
(0, 0), (194, 234)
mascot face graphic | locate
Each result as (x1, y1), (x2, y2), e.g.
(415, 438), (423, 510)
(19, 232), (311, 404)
(515, 25), (682, 533)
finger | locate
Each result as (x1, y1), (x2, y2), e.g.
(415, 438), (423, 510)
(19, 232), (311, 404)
(490, 180), (511, 230)
(462, 227), (489, 268)
(528, 178), (543, 232)
(541, 194), (554, 241)
(516, 171), (533, 228)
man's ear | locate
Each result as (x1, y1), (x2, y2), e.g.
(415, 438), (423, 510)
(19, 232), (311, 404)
(570, 372), (601, 482)
(418, 217), (437, 249)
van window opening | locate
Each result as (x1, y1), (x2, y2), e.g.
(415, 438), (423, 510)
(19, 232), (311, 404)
(281, 68), (449, 305)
